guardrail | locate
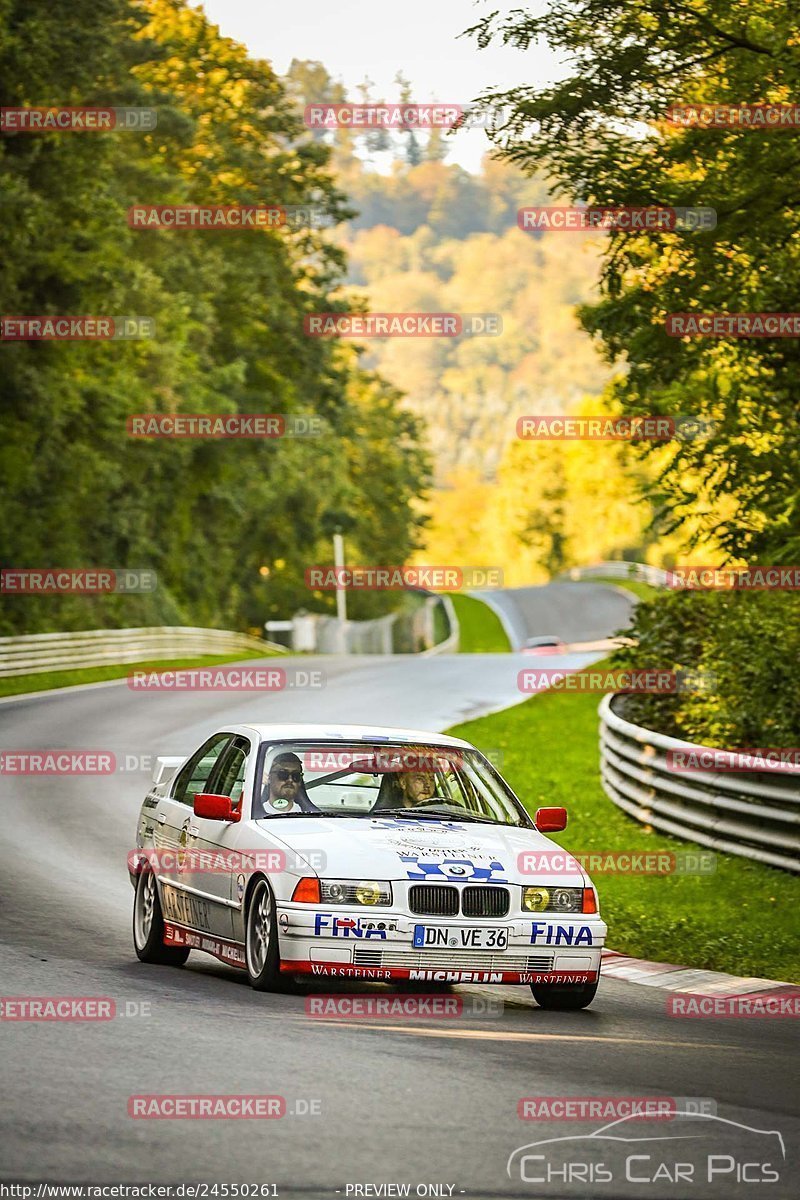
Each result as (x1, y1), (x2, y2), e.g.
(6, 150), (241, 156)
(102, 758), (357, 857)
(0, 626), (282, 678)
(268, 593), (459, 655)
(421, 595), (459, 656)
(561, 561), (669, 587)
(599, 694), (800, 873)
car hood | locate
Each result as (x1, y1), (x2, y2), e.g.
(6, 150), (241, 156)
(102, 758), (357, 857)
(255, 815), (587, 886)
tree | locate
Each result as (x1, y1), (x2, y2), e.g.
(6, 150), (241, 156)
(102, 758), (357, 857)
(467, 0), (800, 564)
(395, 72), (422, 167)
(356, 76), (392, 159)
(424, 125), (449, 163)
(0, 1), (429, 635)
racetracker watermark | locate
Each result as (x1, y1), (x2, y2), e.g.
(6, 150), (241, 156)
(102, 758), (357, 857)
(128, 204), (332, 231)
(128, 1096), (286, 1119)
(515, 415), (714, 441)
(666, 313), (800, 337)
(297, 748), (505, 774)
(666, 103), (800, 129)
(128, 849), (287, 875)
(667, 566), (800, 590)
(127, 666), (324, 691)
(305, 101), (513, 131)
(667, 748), (800, 773)
(126, 414), (323, 438)
(304, 312), (501, 337)
(518, 1097), (717, 1121)
(0, 997), (150, 1020)
(0, 107), (157, 132)
(301, 748), (469, 772)
(305, 994), (503, 1019)
(134, 848), (327, 873)
(0, 568), (156, 593)
(1, 317), (154, 340)
(305, 103), (463, 128)
(0, 751), (116, 775)
(305, 566), (502, 590)
(517, 206), (716, 232)
(517, 850), (716, 876)
(668, 992), (800, 1018)
(517, 668), (714, 694)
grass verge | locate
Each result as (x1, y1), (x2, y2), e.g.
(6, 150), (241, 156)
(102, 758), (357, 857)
(0, 648), (280, 699)
(583, 575), (661, 602)
(447, 670), (800, 983)
(450, 594), (511, 653)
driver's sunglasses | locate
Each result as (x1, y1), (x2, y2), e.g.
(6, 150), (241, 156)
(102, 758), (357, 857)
(272, 767), (302, 783)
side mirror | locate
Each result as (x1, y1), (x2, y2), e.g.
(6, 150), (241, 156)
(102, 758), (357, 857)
(193, 793), (241, 822)
(535, 806), (567, 832)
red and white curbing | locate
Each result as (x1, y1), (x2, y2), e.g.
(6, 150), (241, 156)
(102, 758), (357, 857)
(602, 948), (800, 1000)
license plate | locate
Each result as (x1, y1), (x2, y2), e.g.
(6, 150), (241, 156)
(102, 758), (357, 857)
(413, 924), (508, 951)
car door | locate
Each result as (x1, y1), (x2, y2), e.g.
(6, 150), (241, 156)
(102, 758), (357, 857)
(180, 734), (253, 939)
(157, 732), (233, 938)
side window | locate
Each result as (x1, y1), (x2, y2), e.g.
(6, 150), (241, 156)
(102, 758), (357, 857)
(172, 734), (231, 806)
(209, 737), (251, 807)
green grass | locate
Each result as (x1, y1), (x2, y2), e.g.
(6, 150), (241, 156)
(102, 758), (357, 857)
(0, 648), (281, 698)
(447, 670), (800, 983)
(583, 575), (661, 602)
(450, 593), (511, 653)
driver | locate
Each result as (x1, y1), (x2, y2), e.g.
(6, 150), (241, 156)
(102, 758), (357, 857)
(263, 752), (318, 813)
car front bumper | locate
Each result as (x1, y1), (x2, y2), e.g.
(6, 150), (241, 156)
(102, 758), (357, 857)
(276, 904), (606, 984)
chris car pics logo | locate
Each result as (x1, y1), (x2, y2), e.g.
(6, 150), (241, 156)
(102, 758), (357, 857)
(507, 1112), (785, 1186)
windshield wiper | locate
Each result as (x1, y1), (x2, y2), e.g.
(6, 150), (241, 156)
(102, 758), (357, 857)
(373, 808), (526, 826)
(374, 808), (488, 823)
(258, 810), (370, 818)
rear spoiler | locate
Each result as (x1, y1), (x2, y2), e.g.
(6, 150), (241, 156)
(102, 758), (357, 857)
(151, 755), (185, 785)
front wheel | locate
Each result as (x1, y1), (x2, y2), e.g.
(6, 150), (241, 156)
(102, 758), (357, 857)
(245, 878), (281, 991)
(133, 868), (190, 966)
(531, 980), (598, 1010)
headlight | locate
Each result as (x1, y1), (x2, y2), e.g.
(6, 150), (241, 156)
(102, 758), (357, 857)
(320, 879), (392, 906)
(522, 885), (583, 913)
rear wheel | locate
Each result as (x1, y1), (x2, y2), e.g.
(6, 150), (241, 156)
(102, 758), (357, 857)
(245, 878), (281, 991)
(133, 868), (190, 966)
(530, 980), (598, 1010)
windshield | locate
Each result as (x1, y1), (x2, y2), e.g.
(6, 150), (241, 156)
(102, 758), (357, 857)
(254, 741), (529, 827)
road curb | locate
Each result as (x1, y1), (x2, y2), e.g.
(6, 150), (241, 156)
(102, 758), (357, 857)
(602, 948), (800, 996)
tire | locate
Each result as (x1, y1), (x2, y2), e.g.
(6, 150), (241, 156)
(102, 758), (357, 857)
(245, 878), (281, 991)
(133, 868), (190, 966)
(530, 980), (599, 1010)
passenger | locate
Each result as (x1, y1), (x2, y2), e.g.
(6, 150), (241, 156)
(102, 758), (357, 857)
(396, 768), (437, 808)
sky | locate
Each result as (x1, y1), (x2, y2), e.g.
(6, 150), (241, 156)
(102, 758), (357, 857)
(192, 0), (563, 172)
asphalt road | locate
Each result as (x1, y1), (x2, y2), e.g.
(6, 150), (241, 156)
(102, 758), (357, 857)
(1, 588), (798, 1198)
(469, 582), (635, 649)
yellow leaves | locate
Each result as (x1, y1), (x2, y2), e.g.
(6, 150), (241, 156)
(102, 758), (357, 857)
(413, 469), (495, 568)
(418, 387), (683, 583)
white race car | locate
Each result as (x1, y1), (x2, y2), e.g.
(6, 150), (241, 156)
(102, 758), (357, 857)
(130, 724), (606, 1009)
